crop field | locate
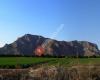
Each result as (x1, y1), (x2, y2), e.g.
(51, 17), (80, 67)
(0, 57), (56, 65)
(0, 57), (100, 66)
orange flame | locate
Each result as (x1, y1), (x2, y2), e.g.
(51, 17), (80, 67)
(35, 46), (45, 56)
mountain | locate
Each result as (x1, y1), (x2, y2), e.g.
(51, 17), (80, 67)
(0, 34), (100, 56)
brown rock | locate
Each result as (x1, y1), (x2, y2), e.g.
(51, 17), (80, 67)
(0, 34), (99, 56)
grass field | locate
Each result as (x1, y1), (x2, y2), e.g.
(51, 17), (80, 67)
(0, 57), (100, 79)
(0, 57), (55, 65)
(0, 57), (100, 66)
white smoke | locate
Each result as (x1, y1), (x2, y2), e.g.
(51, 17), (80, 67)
(41, 24), (64, 48)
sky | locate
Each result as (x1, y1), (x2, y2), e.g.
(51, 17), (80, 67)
(0, 0), (100, 48)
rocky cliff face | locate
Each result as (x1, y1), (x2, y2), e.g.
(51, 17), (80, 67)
(0, 34), (100, 56)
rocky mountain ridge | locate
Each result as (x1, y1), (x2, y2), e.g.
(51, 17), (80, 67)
(0, 34), (100, 56)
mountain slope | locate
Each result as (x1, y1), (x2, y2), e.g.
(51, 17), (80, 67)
(0, 34), (100, 56)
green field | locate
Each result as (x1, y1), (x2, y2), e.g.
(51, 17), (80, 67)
(0, 57), (55, 65)
(0, 57), (100, 66)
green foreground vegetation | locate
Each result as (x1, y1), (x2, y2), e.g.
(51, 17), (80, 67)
(0, 57), (100, 66)
(0, 57), (99, 79)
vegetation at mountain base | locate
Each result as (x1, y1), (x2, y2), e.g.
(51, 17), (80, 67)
(0, 57), (99, 69)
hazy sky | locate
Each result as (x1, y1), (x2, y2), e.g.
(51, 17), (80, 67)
(0, 0), (100, 48)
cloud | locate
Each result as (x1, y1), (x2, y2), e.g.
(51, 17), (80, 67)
(0, 43), (4, 48)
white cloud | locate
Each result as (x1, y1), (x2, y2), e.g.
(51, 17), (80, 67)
(0, 43), (5, 48)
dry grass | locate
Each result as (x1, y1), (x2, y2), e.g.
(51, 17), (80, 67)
(0, 65), (99, 80)
(28, 64), (100, 80)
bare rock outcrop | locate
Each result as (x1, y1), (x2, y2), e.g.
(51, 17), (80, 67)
(0, 34), (99, 56)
